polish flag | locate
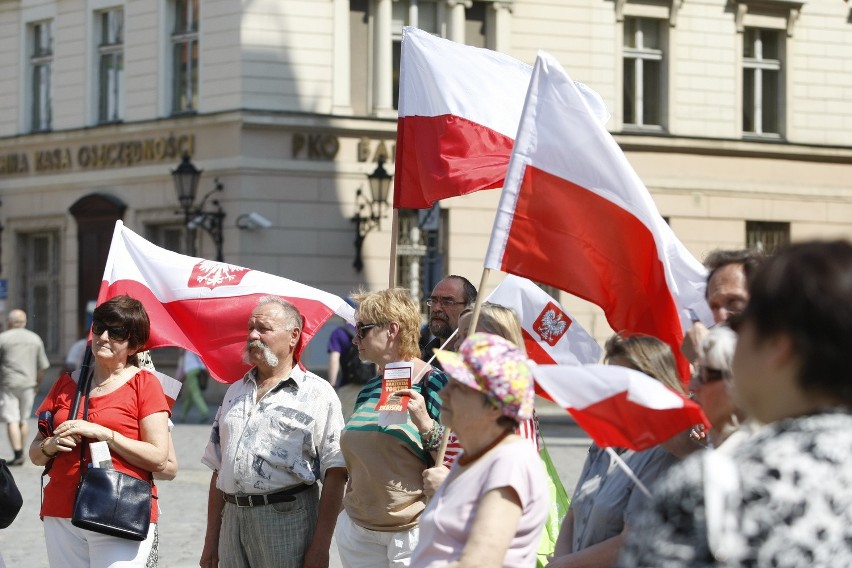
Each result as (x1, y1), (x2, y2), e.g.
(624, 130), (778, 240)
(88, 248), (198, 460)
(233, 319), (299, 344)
(486, 275), (602, 367)
(533, 364), (708, 451)
(97, 221), (355, 383)
(484, 52), (711, 380)
(394, 27), (609, 210)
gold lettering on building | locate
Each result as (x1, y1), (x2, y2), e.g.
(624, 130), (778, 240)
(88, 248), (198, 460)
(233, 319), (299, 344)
(0, 133), (196, 176)
(292, 133), (340, 160)
(34, 148), (72, 172)
(0, 153), (29, 175)
(357, 138), (395, 163)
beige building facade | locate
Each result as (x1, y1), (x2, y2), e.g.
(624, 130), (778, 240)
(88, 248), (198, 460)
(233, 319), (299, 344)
(0, 0), (850, 371)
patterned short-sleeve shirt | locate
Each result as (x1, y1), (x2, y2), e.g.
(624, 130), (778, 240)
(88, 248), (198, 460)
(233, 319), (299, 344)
(618, 411), (852, 568)
(202, 366), (346, 495)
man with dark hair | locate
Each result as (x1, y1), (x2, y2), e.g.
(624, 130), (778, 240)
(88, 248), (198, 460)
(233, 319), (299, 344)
(682, 249), (762, 362)
(422, 275), (477, 357)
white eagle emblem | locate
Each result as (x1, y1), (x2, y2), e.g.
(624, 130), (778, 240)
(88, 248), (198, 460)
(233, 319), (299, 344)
(535, 307), (569, 346)
(189, 260), (250, 289)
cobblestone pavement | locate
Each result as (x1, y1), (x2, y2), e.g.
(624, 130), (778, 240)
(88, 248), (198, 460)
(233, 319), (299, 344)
(0, 405), (589, 568)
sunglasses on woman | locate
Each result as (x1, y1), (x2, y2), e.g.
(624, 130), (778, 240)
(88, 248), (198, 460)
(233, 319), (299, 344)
(355, 322), (378, 339)
(92, 321), (130, 342)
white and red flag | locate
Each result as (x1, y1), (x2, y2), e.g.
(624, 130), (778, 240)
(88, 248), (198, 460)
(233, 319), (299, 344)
(97, 221), (355, 382)
(394, 27), (608, 210)
(533, 364), (708, 451)
(486, 275), (602, 367)
(484, 52), (710, 380)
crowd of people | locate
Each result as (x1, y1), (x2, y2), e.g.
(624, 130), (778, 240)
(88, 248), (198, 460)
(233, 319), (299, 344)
(9, 238), (852, 567)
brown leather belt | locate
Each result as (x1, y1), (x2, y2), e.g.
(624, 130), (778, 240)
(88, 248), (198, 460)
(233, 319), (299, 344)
(223, 484), (312, 507)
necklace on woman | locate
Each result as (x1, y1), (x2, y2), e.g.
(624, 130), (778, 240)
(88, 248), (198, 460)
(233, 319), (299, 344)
(93, 373), (120, 394)
(457, 429), (512, 467)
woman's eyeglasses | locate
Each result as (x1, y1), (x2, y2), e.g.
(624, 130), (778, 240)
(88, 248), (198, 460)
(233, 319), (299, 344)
(92, 321), (130, 342)
(355, 322), (378, 339)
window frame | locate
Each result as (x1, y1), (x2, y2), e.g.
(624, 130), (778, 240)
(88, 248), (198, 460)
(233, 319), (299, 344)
(742, 27), (783, 139)
(746, 220), (790, 254)
(17, 230), (61, 354)
(30, 20), (53, 133)
(171, 0), (199, 115)
(622, 17), (666, 132)
(96, 7), (125, 124)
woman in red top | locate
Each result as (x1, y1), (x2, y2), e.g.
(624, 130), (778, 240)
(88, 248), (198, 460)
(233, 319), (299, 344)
(29, 295), (171, 568)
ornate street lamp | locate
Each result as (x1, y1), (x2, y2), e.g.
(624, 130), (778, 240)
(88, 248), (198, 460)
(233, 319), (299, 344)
(171, 153), (225, 261)
(352, 157), (393, 272)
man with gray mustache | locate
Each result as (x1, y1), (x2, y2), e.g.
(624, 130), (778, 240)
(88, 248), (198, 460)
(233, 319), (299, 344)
(200, 296), (347, 568)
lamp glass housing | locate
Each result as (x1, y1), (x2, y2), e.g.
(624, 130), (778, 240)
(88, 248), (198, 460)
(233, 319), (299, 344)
(367, 159), (392, 205)
(172, 154), (202, 211)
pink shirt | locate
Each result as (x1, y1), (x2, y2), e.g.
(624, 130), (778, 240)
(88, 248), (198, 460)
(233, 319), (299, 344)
(411, 439), (550, 568)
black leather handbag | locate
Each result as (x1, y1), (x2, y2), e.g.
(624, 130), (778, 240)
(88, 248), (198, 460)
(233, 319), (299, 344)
(69, 361), (153, 541)
(72, 467), (152, 541)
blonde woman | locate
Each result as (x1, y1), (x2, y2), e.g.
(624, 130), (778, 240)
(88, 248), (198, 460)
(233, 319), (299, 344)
(336, 288), (449, 568)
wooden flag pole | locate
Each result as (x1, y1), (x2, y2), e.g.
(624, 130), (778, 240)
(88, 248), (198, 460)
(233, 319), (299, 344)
(467, 268), (491, 335)
(605, 446), (652, 497)
(434, 267), (492, 463)
(388, 209), (400, 288)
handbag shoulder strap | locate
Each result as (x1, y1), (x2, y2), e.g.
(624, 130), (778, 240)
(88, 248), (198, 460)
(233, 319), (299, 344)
(76, 370), (95, 480)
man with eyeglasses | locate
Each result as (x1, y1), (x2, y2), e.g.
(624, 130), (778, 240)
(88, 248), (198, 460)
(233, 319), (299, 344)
(681, 249), (763, 363)
(421, 276), (477, 358)
(0, 309), (49, 466)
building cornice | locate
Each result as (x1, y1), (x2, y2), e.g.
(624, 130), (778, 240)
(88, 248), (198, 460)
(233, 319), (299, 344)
(613, 132), (852, 164)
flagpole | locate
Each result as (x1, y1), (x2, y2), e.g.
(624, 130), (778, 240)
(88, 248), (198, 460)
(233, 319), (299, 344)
(388, 209), (399, 288)
(434, 267), (491, 463)
(605, 446), (652, 498)
(467, 268), (491, 336)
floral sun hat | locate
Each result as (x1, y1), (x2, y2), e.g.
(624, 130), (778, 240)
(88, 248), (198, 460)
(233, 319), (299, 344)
(434, 332), (535, 421)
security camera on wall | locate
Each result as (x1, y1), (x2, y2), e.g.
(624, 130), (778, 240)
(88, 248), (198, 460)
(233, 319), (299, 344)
(236, 212), (273, 230)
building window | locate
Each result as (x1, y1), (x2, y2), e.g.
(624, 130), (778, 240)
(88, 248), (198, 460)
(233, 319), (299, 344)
(743, 28), (782, 137)
(97, 9), (124, 124)
(746, 220), (789, 254)
(623, 17), (664, 129)
(30, 21), (53, 132)
(17, 231), (60, 353)
(172, 0), (199, 114)
(145, 224), (188, 254)
(391, 0), (489, 109)
(391, 1), (439, 110)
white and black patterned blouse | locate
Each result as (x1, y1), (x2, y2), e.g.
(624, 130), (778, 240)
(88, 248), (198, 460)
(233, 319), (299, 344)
(618, 410), (852, 568)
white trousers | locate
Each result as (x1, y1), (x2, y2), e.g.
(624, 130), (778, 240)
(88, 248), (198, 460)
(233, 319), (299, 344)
(43, 517), (155, 568)
(334, 509), (419, 568)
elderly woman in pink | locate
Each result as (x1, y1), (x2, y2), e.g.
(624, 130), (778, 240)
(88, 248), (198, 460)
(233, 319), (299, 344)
(410, 333), (549, 568)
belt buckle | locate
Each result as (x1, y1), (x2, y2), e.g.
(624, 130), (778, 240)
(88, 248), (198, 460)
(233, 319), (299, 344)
(235, 494), (270, 507)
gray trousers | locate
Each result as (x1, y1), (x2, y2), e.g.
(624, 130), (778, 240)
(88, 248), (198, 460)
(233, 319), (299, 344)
(219, 484), (319, 568)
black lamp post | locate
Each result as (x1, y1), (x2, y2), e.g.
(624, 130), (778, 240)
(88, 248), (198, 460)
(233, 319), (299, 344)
(352, 157), (393, 272)
(171, 153), (226, 261)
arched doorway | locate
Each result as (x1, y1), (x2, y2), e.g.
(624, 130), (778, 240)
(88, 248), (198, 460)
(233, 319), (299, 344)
(69, 194), (126, 337)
